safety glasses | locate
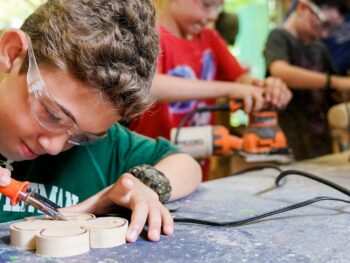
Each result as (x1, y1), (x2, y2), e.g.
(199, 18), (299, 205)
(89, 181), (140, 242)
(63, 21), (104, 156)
(26, 35), (106, 145)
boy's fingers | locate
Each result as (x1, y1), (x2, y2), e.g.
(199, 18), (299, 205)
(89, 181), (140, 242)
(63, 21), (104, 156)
(253, 92), (264, 112)
(265, 79), (278, 102)
(0, 167), (11, 186)
(162, 208), (174, 236)
(0, 174), (11, 186)
(243, 96), (253, 113)
(147, 206), (162, 241)
(0, 167), (11, 176)
(264, 77), (291, 107)
(126, 202), (149, 243)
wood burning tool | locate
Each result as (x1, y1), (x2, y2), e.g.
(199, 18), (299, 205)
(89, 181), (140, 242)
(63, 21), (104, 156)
(0, 177), (67, 220)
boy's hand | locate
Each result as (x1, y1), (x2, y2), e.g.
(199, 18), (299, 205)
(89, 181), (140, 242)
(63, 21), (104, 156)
(0, 167), (11, 186)
(253, 77), (292, 108)
(61, 173), (173, 243)
(228, 83), (265, 113)
(107, 173), (173, 242)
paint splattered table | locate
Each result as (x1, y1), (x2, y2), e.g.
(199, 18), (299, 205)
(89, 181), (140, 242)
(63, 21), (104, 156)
(0, 151), (350, 262)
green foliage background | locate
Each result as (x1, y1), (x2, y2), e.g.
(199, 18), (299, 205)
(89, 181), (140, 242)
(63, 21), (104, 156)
(0, 0), (44, 28)
(224, 0), (265, 12)
(224, 0), (271, 78)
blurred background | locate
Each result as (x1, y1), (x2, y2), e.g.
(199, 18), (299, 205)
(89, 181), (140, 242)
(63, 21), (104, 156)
(0, 0), (45, 28)
(222, 0), (292, 78)
(0, 0), (291, 79)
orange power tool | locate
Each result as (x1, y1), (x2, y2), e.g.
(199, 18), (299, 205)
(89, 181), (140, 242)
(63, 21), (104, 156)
(171, 101), (293, 163)
(0, 178), (67, 220)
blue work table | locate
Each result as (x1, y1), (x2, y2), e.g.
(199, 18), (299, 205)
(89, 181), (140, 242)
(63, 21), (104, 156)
(0, 152), (349, 262)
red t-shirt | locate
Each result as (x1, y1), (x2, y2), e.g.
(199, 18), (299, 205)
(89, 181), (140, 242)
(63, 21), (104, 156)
(129, 26), (245, 139)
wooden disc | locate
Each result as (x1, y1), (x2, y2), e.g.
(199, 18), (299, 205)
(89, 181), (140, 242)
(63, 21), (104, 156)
(10, 220), (53, 250)
(10, 214), (127, 257)
(82, 217), (128, 248)
(59, 212), (96, 221)
(36, 226), (90, 257)
(25, 212), (95, 221)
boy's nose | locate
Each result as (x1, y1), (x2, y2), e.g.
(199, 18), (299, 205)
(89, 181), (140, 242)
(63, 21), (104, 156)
(37, 133), (69, 156)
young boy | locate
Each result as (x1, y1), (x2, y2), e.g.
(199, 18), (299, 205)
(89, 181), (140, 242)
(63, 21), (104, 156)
(0, 0), (202, 243)
(129, 0), (291, 140)
(128, 0), (292, 179)
(264, 0), (350, 160)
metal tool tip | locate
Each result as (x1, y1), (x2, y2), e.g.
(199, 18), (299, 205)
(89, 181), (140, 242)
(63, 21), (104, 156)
(54, 212), (69, 221)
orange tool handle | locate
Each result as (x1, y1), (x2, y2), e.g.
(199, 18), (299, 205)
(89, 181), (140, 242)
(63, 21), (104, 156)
(229, 100), (243, 112)
(0, 178), (29, 206)
(213, 126), (243, 155)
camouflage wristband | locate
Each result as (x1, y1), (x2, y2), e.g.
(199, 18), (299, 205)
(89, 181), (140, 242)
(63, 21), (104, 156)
(127, 165), (172, 203)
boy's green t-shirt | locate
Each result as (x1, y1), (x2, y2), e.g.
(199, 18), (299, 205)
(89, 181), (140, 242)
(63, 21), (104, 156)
(0, 123), (180, 223)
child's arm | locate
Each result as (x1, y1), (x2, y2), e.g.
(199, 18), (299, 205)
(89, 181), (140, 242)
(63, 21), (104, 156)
(265, 28), (350, 91)
(61, 152), (201, 243)
(151, 74), (290, 113)
(270, 60), (350, 91)
(151, 74), (292, 112)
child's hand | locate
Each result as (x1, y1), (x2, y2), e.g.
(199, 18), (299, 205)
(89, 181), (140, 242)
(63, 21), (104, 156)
(253, 77), (292, 108)
(61, 173), (173, 243)
(0, 167), (11, 186)
(260, 77), (292, 108)
(228, 83), (265, 113)
(107, 173), (173, 242)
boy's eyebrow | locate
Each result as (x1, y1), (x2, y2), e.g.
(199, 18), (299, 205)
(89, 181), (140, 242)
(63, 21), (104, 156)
(55, 101), (108, 136)
(55, 101), (77, 123)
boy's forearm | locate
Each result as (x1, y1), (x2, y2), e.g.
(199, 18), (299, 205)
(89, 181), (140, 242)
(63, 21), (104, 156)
(154, 153), (202, 201)
(151, 74), (241, 102)
(270, 61), (329, 89)
(235, 74), (254, 85)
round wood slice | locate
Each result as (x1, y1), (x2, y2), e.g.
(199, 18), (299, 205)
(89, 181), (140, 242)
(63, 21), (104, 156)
(25, 212), (95, 221)
(82, 217), (128, 248)
(36, 226), (90, 257)
(10, 220), (54, 250)
(10, 214), (128, 257)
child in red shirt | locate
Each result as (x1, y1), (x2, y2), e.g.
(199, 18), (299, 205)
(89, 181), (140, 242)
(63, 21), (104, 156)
(129, 0), (292, 178)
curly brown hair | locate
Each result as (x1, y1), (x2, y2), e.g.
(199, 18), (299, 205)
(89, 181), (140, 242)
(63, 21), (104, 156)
(20, 0), (159, 120)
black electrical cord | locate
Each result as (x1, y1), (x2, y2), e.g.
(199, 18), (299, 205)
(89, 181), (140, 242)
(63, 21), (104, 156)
(173, 104), (230, 144)
(275, 169), (350, 196)
(173, 197), (350, 226)
(173, 168), (350, 226)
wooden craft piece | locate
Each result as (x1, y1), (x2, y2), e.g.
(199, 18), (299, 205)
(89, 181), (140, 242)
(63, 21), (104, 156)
(10, 220), (54, 250)
(24, 212), (96, 221)
(82, 217), (128, 248)
(36, 226), (90, 257)
(10, 212), (128, 257)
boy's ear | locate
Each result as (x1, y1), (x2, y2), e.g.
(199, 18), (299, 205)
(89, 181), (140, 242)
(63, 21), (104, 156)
(0, 29), (28, 74)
